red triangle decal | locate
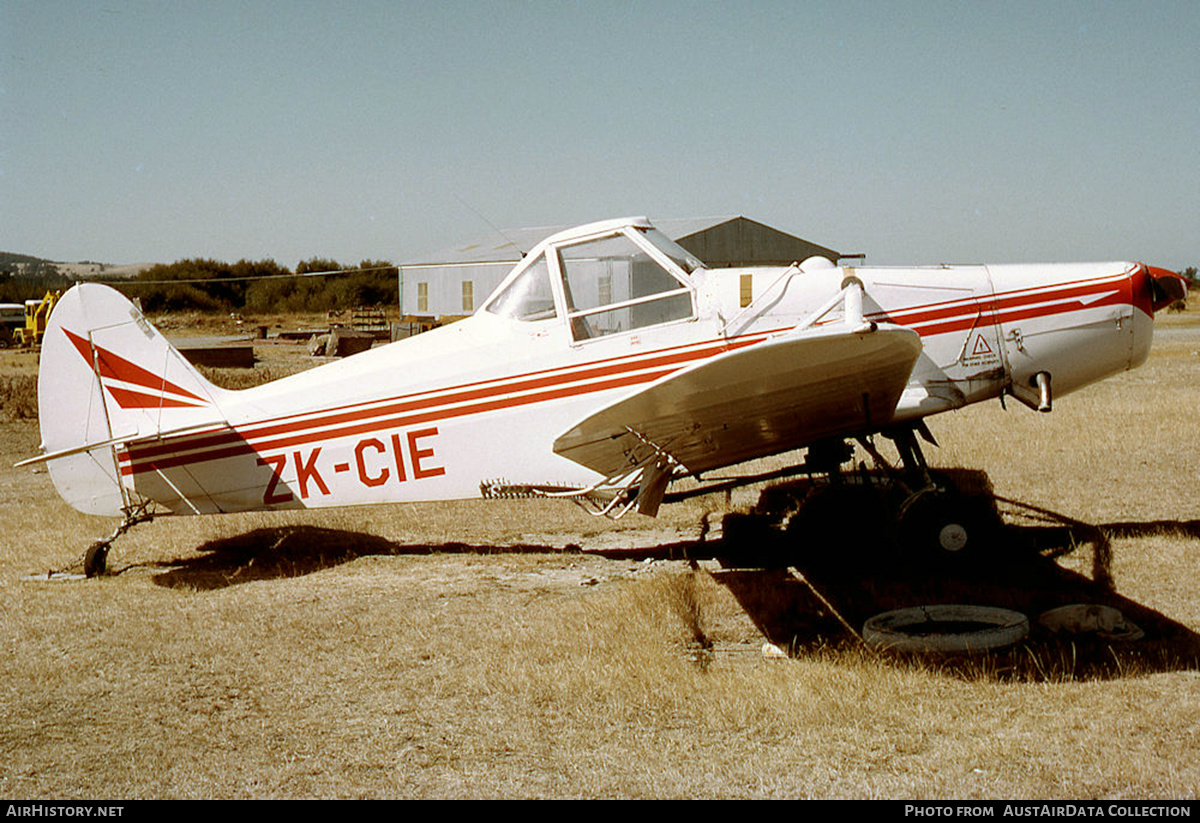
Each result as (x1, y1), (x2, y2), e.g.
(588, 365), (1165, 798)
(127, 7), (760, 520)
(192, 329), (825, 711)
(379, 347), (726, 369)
(971, 334), (993, 355)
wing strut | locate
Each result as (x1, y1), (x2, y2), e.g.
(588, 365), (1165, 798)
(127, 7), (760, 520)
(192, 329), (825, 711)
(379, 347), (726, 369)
(538, 426), (684, 519)
(723, 269), (873, 339)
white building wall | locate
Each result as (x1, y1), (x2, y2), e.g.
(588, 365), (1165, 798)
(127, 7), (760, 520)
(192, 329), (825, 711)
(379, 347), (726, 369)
(400, 264), (513, 317)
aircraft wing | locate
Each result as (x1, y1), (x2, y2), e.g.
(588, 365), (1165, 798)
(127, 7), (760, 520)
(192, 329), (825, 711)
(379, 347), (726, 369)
(553, 324), (922, 478)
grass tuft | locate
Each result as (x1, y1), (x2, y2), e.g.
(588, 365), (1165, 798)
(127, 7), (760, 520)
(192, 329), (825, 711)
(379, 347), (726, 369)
(0, 374), (38, 420)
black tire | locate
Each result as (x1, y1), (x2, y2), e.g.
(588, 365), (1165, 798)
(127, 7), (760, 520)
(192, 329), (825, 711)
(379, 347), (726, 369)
(84, 543), (108, 578)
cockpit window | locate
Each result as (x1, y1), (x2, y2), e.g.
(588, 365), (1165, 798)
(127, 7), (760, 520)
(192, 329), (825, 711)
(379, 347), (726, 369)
(485, 254), (557, 322)
(558, 232), (694, 341)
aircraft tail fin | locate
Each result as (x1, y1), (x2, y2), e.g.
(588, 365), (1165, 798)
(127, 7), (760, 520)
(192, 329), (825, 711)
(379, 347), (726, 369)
(34, 283), (228, 517)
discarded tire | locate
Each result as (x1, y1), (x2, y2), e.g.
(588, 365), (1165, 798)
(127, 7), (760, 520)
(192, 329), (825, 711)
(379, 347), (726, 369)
(1037, 604), (1144, 642)
(863, 605), (1029, 654)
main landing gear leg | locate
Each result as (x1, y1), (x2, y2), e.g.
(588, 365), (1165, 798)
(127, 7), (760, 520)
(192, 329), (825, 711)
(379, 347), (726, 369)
(885, 425), (973, 557)
(888, 424), (934, 490)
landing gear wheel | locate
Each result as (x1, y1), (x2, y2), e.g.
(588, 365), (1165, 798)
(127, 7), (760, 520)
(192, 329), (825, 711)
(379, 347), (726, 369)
(935, 521), (969, 553)
(899, 489), (974, 559)
(83, 542), (109, 578)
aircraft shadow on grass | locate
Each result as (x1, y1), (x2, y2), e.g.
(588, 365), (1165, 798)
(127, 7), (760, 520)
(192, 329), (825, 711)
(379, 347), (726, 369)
(713, 504), (1200, 681)
(148, 526), (591, 591)
(146, 490), (1200, 680)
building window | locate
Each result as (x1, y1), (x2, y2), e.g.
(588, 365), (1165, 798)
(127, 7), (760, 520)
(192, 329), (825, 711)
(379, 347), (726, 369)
(740, 273), (753, 308)
(461, 281), (474, 313)
(417, 282), (429, 313)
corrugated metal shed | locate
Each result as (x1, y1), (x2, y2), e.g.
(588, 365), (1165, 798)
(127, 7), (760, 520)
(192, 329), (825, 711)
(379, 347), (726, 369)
(399, 216), (840, 318)
(667, 216), (840, 267)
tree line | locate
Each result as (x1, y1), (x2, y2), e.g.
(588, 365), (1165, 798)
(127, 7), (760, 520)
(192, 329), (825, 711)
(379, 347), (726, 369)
(1, 258), (1195, 314)
(0, 257), (399, 314)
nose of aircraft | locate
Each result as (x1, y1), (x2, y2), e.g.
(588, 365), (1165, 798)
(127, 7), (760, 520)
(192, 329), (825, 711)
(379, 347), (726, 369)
(1129, 263), (1187, 370)
(1130, 263), (1187, 317)
(1146, 265), (1189, 314)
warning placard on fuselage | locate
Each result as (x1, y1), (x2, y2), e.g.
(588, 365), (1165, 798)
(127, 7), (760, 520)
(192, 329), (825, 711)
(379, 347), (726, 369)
(960, 332), (1001, 369)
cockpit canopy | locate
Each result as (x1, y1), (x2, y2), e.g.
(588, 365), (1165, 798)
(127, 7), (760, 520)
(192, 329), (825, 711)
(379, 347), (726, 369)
(484, 219), (702, 342)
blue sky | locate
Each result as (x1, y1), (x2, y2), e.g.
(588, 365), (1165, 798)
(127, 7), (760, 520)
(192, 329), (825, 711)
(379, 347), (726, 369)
(3, 0), (1198, 270)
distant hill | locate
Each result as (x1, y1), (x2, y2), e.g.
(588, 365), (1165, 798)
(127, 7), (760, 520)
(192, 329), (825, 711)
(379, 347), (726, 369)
(0, 251), (56, 272)
(0, 251), (63, 283)
(0, 252), (156, 280)
(0, 251), (157, 303)
(57, 261), (157, 280)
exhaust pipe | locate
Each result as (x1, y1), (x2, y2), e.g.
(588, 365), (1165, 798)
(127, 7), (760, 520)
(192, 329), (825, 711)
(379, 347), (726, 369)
(1009, 370), (1053, 413)
(1034, 371), (1052, 412)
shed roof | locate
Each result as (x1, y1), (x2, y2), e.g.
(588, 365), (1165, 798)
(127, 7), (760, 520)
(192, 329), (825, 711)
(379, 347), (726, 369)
(403, 216), (839, 269)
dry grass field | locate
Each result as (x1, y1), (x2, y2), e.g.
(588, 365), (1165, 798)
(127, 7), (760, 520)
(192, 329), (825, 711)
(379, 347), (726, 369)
(2, 309), (1200, 799)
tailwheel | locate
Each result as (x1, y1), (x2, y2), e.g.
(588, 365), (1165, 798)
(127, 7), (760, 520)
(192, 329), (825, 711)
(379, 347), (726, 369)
(79, 502), (155, 578)
(83, 541), (110, 578)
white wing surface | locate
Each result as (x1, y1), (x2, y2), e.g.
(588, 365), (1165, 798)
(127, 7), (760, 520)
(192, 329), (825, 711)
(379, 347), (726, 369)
(553, 325), (922, 477)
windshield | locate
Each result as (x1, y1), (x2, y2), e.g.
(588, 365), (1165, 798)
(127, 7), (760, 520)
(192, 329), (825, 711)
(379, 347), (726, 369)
(484, 254), (557, 322)
(638, 228), (703, 273)
(483, 224), (697, 340)
(558, 232), (693, 341)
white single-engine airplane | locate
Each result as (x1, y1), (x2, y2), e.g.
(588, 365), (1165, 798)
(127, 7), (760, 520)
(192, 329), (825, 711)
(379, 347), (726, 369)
(26, 217), (1186, 575)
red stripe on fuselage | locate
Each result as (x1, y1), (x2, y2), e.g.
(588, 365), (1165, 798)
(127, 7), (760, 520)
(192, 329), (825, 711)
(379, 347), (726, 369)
(120, 366), (682, 475)
(867, 269), (1133, 330)
(119, 333), (767, 467)
(860, 270), (1133, 338)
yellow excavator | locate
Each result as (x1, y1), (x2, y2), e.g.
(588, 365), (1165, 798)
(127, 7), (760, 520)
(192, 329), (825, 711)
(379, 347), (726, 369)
(10, 291), (61, 347)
